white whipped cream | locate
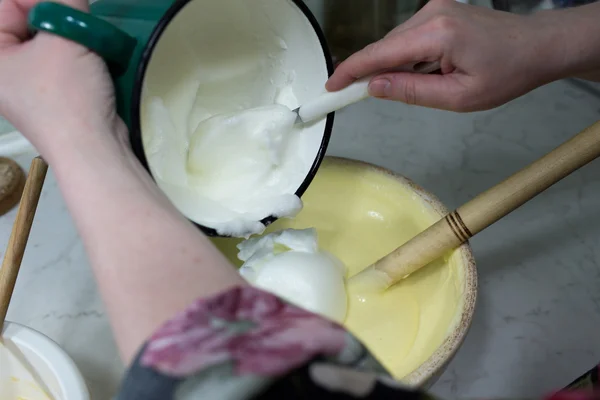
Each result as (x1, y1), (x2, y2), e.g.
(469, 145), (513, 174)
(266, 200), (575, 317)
(140, 0), (327, 237)
(140, 0), (330, 238)
(144, 98), (306, 237)
(238, 228), (348, 323)
(186, 104), (304, 222)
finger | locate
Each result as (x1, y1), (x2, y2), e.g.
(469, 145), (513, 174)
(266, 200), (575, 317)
(367, 72), (468, 111)
(0, 0), (89, 47)
(0, 0), (35, 46)
(325, 31), (439, 92)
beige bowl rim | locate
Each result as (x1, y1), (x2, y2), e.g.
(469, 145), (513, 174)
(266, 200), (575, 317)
(325, 156), (478, 387)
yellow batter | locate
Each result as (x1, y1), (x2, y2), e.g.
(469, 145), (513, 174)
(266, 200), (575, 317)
(212, 157), (465, 380)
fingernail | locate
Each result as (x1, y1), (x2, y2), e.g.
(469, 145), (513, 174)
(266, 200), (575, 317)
(369, 78), (391, 98)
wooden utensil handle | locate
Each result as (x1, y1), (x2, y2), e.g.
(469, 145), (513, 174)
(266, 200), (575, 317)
(372, 120), (600, 285)
(0, 157), (48, 328)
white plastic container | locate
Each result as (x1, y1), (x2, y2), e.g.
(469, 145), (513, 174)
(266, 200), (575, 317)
(0, 321), (90, 399)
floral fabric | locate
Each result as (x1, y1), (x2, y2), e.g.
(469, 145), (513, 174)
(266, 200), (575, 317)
(116, 285), (600, 400)
(140, 286), (348, 377)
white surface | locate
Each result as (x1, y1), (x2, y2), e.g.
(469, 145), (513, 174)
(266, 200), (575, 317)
(1, 322), (89, 399)
(140, 0), (330, 237)
(1, 78), (600, 399)
(0, 131), (33, 157)
(0, 118), (16, 135)
(238, 228), (348, 323)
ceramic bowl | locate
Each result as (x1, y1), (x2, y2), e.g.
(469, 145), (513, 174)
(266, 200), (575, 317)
(1, 321), (90, 399)
(213, 156), (477, 387)
(359, 159), (478, 387)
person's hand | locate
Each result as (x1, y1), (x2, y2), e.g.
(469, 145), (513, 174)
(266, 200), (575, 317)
(326, 0), (564, 112)
(0, 0), (125, 159)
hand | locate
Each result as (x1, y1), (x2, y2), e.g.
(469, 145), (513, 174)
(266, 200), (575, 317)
(0, 0), (125, 159)
(326, 0), (563, 112)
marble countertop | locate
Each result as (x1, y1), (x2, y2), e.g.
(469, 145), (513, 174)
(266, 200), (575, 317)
(1, 78), (600, 399)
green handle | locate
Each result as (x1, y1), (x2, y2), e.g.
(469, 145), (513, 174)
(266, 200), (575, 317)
(28, 2), (137, 74)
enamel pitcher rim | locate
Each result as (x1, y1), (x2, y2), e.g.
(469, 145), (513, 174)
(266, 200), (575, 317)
(128, 0), (336, 237)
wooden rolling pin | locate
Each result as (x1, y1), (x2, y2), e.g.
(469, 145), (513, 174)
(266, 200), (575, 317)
(348, 120), (600, 293)
(0, 157), (48, 331)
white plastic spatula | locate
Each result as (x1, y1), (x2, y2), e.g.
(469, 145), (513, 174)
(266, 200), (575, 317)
(293, 61), (441, 124)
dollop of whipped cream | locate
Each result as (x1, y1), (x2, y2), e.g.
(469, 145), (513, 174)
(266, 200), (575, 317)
(186, 105), (303, 222)
(146, 99), (307, 238)
(238, 228), (348, 323)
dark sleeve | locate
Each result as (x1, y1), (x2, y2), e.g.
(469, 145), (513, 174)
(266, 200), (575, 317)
(113, 285), (435, 400)
(114, 285), (600, 400)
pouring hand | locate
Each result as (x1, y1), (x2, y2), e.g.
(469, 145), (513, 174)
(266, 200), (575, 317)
(0, 0), (125, 162)
(326, 0), (600, 112)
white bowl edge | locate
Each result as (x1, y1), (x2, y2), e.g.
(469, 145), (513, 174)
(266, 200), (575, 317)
(2, 321), (90, 400)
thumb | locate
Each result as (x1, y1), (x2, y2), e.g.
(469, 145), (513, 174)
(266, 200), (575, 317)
(368, 72), (466, 111)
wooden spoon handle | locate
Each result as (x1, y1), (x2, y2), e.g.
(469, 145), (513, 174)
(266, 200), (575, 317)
(0, 157), (48, 329)
(355, 120), (600, 290)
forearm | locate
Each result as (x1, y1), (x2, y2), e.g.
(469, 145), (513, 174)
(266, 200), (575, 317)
(45, 125), (245, 364)
(536, 2), (600, 81)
